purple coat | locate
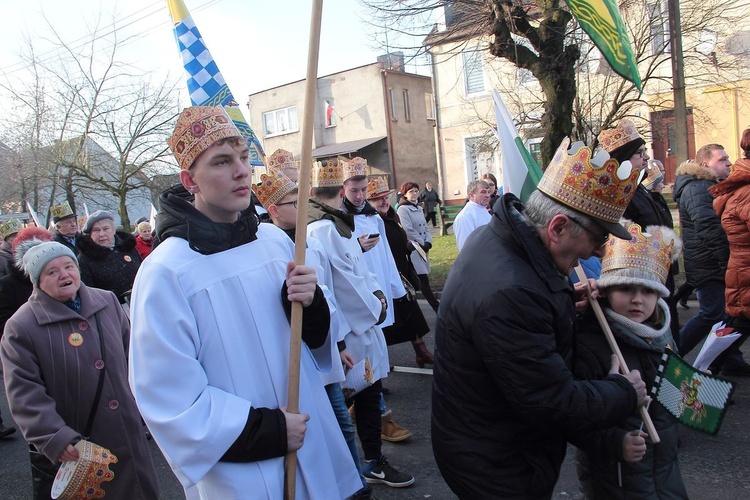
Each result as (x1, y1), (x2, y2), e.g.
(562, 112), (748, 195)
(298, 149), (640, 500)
(0, 283), (158, 499)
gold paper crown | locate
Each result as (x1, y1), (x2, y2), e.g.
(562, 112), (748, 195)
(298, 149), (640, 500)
(311, 160), (343, 188)
(266, 149), (299, 174)
(340, 156), (368, 181)
(52, 440), (117, 500)
(252, 171), (298, 209)
(598, 119), (642, 153)
(167, 106), (241, 170)
(50, 201), (75, 222)
(599, 222), (681, 296)
(366, 176), (396, 199)
(0, 218), (23, 239)
(642, 161), (665, 190)
(537, 138), (640, 224)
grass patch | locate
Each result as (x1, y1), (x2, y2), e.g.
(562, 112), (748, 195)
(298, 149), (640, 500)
(428, 234), (458, 291)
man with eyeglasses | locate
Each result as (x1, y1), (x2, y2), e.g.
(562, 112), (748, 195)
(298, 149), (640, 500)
(432, 138), (648, 499)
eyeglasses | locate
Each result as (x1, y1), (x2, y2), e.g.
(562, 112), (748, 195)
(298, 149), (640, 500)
(567, 215), (609, 248)
(275, 200), (298, 208)
(635, 149), (646, 158)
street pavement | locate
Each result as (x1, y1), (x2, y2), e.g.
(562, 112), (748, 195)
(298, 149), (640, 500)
(1, 299), (748, 499)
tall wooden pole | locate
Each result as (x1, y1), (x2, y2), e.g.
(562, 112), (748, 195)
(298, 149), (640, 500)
(284, 0), (324, 498)
(668, 0), (689, 164)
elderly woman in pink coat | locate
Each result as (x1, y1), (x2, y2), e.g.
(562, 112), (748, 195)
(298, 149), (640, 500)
(0, 240), (157, 499)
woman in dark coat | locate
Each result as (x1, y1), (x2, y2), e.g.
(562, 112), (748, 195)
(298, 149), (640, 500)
(77, 210), (142, 303)
(0, 240), (158, 499)
(367, 177), (433, 368)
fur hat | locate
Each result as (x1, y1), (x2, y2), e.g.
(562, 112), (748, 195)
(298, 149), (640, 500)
(598, 221), (683, 298)
(22, 241), (79, 286)
(83, 210), (116, 234)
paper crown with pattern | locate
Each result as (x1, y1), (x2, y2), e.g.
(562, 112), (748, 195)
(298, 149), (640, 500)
(598, 222), (682, 298)
(642, 161), (665, 190)
(168, 106), (242, 170)
(252, 171), (298, 209)
(51, 440), (117, 500)
(598, 119), (642, 153)
(366, 176), (396, 199)
(266, 149), (299, 174)
(311, 160), (343, 188)
(0, 218), (23, 239)
(50, 201), (76, 223)
(340, 156), (368, 182)
(537, 138), (640, 240)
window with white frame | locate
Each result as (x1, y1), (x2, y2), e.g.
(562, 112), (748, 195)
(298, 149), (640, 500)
(647, 2), (671, 55)
(403, 90), (411, 121)
(463, 49), (485, 95)
(425, 93), (436, 120)
(263, 106), (299, 137)
(389, 88), (398, 120)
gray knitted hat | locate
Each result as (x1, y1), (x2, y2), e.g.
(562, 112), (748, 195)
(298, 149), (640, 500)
(22, 241), (79, 286)
(83, 210), (116, 234)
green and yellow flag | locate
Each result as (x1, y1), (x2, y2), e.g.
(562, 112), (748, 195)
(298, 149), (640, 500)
(653, 350), (734, 435)
(565, 0), (642, 91)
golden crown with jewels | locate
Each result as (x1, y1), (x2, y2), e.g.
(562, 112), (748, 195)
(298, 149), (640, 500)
(537, 138), (640, 224)
(0, 218), (23, 239)
(340, 156), (368, 182)
(167, 106), (241, 170)
(266, 149), (299, 174)
(252, 170), (298, 209)
(598, 119), (642, 153)
(311, 160), (343, 188)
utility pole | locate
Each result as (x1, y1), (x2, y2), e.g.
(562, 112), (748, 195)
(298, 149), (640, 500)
(668, 0), (689, 163)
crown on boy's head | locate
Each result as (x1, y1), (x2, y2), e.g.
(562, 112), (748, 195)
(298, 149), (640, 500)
(311, 160), (343, 188)
(266, 149), (299, 174)
(537, 138), (640, 240)
(168, 106), (241, 170)
(252, 171), (297, 209)
(340, 157), (368, 182)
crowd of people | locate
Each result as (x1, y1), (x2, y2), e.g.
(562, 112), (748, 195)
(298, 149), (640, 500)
(1, 105), (748, 500)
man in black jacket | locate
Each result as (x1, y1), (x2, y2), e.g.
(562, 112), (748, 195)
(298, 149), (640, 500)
(432, 138), (648, 499)
(673, 144), (750, 374)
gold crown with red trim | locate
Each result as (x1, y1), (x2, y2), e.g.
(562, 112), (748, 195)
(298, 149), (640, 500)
(167, 106), (241, 170)
(252, 170), (298, 209)
(599, 222), (682, 297)
(537, 138), (640, 224)
(266, 148), (299, 174)
(340, 156), (368, 181)
(53, 440), (117, 500)
(598, 119), (642, 153)
(642, 161), (665, 190)
(311, 160), (343, 188)
(366, 176), (395, 199)
(0, 218), (23, 239)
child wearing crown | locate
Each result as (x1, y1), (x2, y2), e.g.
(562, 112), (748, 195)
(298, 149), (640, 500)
(573, 222), (688, 499)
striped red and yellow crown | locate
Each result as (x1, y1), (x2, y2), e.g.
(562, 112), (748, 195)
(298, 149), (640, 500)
(602, 222), (678, 287)
(168, 106), (241, 170)
(340, 156), (368, 181)
(311, 160), (343, 188)
(598, 119), (642, 153)
(0, 218), (23, 239)
(252, 171), (297, 209)
(266, 149), (299, 175)
(537, 138), (640, 224)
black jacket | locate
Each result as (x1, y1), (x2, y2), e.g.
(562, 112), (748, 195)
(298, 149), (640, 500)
(419, 188), (442, 213)
(673, 162), (729, 288)
(156, 184), (330, 463)
(431, 194), (637, 499)
(54, 232), (80, 254)
(574, 304), (686, 499)
(77, 231), (142, 303)
(0, 263), (32, 335)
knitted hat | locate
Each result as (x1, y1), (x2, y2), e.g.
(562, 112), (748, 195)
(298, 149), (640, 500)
(83, 210), (116, 234)
(537, 138), (640, 240)
(50, 201), (76, 223)
(366, 176), (395, 199)
(22, 241), (79, 286)
(168, 106), (242, 170)
(598, 221), (682, 298)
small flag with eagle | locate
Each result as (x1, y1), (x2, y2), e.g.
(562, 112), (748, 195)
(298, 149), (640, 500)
(167, 0), (265, 166)
(652, 349), (734, 435)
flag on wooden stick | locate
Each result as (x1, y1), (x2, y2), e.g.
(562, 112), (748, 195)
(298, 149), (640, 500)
(492, 90), (542, 202)
(564, 0), (642, 91)
(166, 0), (265, 165)
(653, 349), (734, 435)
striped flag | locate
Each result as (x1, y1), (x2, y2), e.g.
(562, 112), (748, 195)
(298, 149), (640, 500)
(166, 0), (265, 166)
(565, 0), (642, 91)
(492, 90), (543, 202)
(653, 349), (734, 435)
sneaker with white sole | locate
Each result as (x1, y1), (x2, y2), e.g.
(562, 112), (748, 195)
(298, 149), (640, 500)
(363, 455), (414, 488)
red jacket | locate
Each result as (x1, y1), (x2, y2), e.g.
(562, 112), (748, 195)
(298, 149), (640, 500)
(134, 234), (153, 259)
(710, 159), (750, 319)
